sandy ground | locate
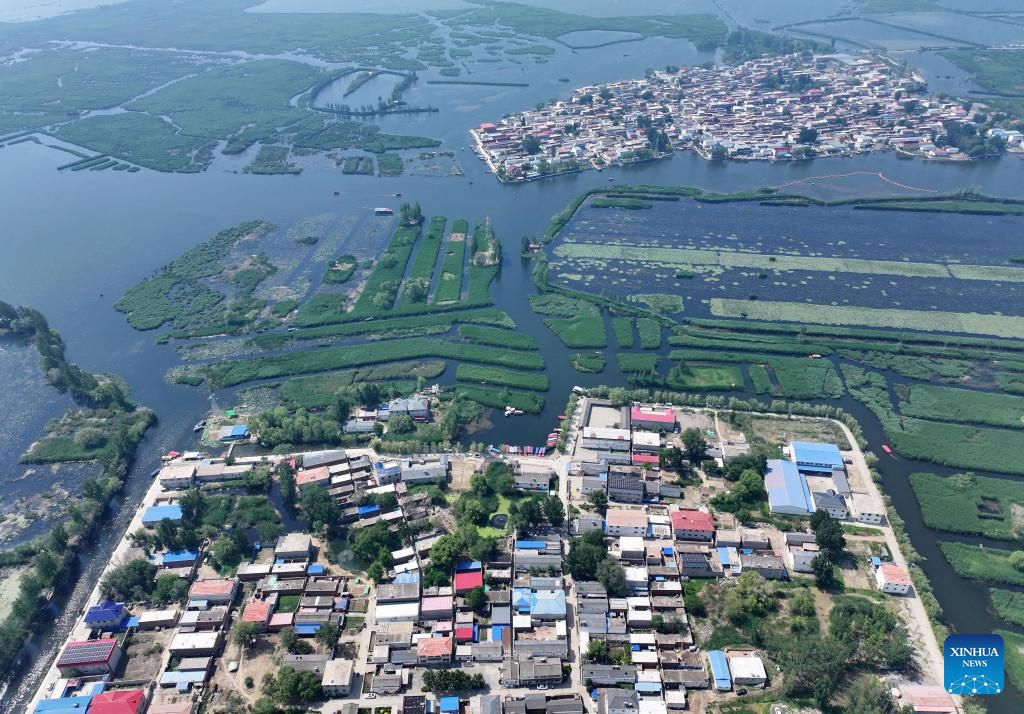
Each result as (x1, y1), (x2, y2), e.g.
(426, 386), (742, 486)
(0, 566), (29, 621)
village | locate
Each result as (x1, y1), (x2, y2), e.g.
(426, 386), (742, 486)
(471, 52), (1023, 182)
(28, 390), (962, 714)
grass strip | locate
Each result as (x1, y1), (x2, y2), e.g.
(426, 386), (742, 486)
(900, 384), (1024, 429)
(669, 350), (843, 399)
(996, 630), (1024, 695)
(434, 218), (468, 303)
(458, 324), (537, 350)
(617, 353), (658, 373)
(455, 385), (544, 413)
(748, 365), (773, 394)
(711, 298), (1024, 339)
(571, 353), (605, 372)
(991, 590), (1024, 627)
(939, 541), (1024, 586)
(350, 224), (419, 314)
(611, 317), (634, 348)
(456, 364), (549, 391)
(399, 216), (446, 307)
(637, 318), (661, 349)
(666, 364), (743, 391)
(909, 472), (1024, 541)
(544, 315), (608, 348)
(279, 361), (445, 409)
(888, 418), (1024, 477)
(204, 338), (544, 388)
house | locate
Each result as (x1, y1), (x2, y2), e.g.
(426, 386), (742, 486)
(241, 599), (273, 629)
(303, 450), (350, 470)
(83, 600), (126, 630)
(582, 427), (632, 452)
(849, 491), (886, 525)
(455, 571), (484, 593)
(708, 650), (732, 691)
(515, 467), (552, 492)
(276, 532), (313, 560)
(619, 536), (645, 562)
(605, 508), (647, 537)
(678, 551), (717, 578)
(608, 470), (644, 504)
(296, 466), (331, 491)
(417, 636), (454, 664)
(789, 441), (844, 474)
(322, 659), (355, 696)
(810, 490), (849, 520)
(88, 690), (148, 714)
(598, 689), (638, 714)
(216, 424), (249, 442)
(630, 405), (676, 431)
(670, 509), (714, 541)
(371, 672), (405, 694)
(631, 431), (662, 454)
(402, 457), (448, 483)
(389, 397), (431, 420)
(764, 459), (813, 515)
(421, 595), (455, 620)
(726, 651), (767, 687)
(188, 578), (238, 607)
(158, 463), (195, 491)
(136, 609), (179, 629)
(741, 529), (770, 551)
(739, 553), (786, 580)
(875, 564), (912, 595)
(56, 638), (123, 675)
(582, 664), (637, 685)
(574, 514), (604, 535)
(142, 504), (183, 526)
(500, 655), (563, 687)
(169, 631), (222, 657)
(787, 545), (818, 573)
(378, 582), (421, 603)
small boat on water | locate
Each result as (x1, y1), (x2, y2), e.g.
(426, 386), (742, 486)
(150, 468), (161, 478)
(193, 420), (207, 432)
(161, 450), (181, 461)
(881, 444), (893, 454)
(504, 406), (525, 416)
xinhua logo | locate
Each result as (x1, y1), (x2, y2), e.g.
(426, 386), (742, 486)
(944, 634), (1004, 695)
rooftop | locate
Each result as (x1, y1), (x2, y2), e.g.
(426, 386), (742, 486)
(670, 509), (714, 532)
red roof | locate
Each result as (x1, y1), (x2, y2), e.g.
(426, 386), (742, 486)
(241, 600), (272, 623)
(296, 466), (330, 486)
(454, 626), (474, 640)
(630, 405), (675, 424)
(632, 454), (660, 464)
(454, 571), (484, 592)
(879, 564), (912, 586)
(89, 690), (146, 714)
(189, 578), (236, 598)
(417, 636), (453, 657)
(671, 509), (714, 533)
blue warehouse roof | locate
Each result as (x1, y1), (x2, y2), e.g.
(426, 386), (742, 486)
(790, 441), (844, 471)
(708, 650), (732, 690)
(764, 459), (813, 514)
(34, 696), (93, 713)
(439, 697), (460, 713)
(160, 549), (199, 564)
(142, 504), (182, 524)
(531, 589), (566, 617)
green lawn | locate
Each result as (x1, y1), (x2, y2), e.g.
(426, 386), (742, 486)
(939, 541), (1024, 586)
(455, 364), (549, 391)
(666, 364), (743, 391)
(900, 383), (1024, 429)
(543, 315), (607, 348)
(571, 353), (605, 372)
(909, 472), (1024, 540)
(611, 317), (634, 348)
(992, 589), (1024, 627)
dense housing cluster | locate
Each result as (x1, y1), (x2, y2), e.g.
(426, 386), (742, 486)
(471, 52), (1003, 182)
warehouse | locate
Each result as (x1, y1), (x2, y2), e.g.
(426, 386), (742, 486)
(789, 441), (844, 474)
(764, 459), (813, 515)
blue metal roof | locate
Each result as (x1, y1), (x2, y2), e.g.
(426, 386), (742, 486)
(455, 560), (482, 572)
(120, 616), (140, 629)
(34, 696), (93, 713)
(708, 650), (732, 690)
(790, 441), (844, 470)
(531, 589), (566, 617)
(84, 600), (124, 624)
(159, 670), (208, 686)
(357, 504), (381, 515)
(230, 425), (249, 436)
(307, 564), (325, 575)
(717, 547), (732, 566)
(396, 573), (420, 583)
(512, 588), (532, 611)
(515, 540), (545, 550)
(142, 504), (182, 523)
(295, 624), (321, 635)
(491, 625), (506, 640)
(161, 550), (199, 564)
(635, 682), (661, 693)
(440, 697), (460, 712)
(765, 459), (813, 514)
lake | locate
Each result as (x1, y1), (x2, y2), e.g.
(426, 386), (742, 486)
(3, 6), (1024, 709)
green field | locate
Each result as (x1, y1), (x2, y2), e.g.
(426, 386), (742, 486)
(996, 630), (1024, 695)
(909, 472), (1024, 540)
(611, 317), (634, 348)
(900, 384), (1024, 429)
(434, 220), (468, 303)
(458, 325), (537, 350)
(555, 243), (1024, 282)
(377, 153), (404, 176)
(399, 217), (446, 307)
(669, 349), (842, 399)
(543, 315), (607, 348)
(942, 49), (1024, 97)
(349, 224), (419, 315)
(939, 541), (1024, 586)
(455, 385), (544, 413)
(203, 338), (544, 388)
(617, 353), (659, 373)
(666, 364), (743, 391)
(571, 353), (605, 372)
(711, 299), (1024, 339)
(888, 418), (1024, 476)
(279, 361), (444, 409)
(455, 364), (549, 391)
(748, 365), (773, 394)
(55, 113), (216, 173)
(991, 589), (1024, 627)
(243, 145), (300, 175)
(637, 318), (662, 349)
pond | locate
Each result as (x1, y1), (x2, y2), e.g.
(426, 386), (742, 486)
(489, 513), (509, 529)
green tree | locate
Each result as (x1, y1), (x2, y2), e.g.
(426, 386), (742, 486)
(812, 553), (837, 589)
(845, 676), (903, 714)
(681, 428), (709, 465)
(723, 571), (777, 624)
(798, 127), (818, 144)
(232, 620), (262, 651)
(811, 511), (846, 559)
(1010, 550), (1024, 572)
(389, 415), (415, 434)
(544, 496), (565, 526)
(659, 446), (684, 472)
(153, 573), (188, 604)
(464, 586), (487, 613)
(586, 639), (609, 663)
(596, 557), (627, 597)
(315, 623), (340, 649)
(100, 559), (156, 601)
(587, 490), (608, 515)
(300, 485), (339, 532)
(279, 628), (314, 655)
(263, 666), (323, 705)
(430, 532), (467, 572)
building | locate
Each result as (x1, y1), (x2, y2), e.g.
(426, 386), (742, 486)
(726, 651), (767, 687)
(598, 690), (638, 714)
(678, 551), (717, 578)
(789, 441), (844, 474)
(241, 599), (273, 629)
(417, 636), (454, 664)
(787, 545), (818, 574)
(421, 595), (454, 620)
(88, 690), (148, 714)
(401, 457), (448, 483)
(188, 578), (238, 607)
(707, 650), (732, 691)
(296, 466), (331, 491)
(276, 532), (313, 560)
(582, 664), (637, 686)
(764, 459), (813, 515)
(322, 659), (355, 696)
(56, 638), (123, 675)
(169, 631), (222, 657)
(515, 467), (552, 492)
(619, 536), (645, 562)
(606, 508), (647, 537)
(389, 396), (431, 420)
(739, 553), (786, 580)
(630, 405), (676, 432)
(810, 490), (849, 520)
(216, 424), (250, 441)
(158, 462), (196, 491)
(500, 655), (563, 687)
(574, 514), (603, 535)
(631, 431), (662, 454)
(83, 600), (127, 630)
(582, 427), (632, 452)
(455, 571), (484, 593)
(875, 564), (912, 595)
(608, 470), (644, 504)
(670, 509), (714, 541)
(897, 684), (958, 714)
(142, 504), (183, 526)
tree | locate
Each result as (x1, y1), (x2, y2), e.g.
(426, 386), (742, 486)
(723, 571), (777, 624)
(300, 485), (339, 532)
(212, 535), (244, 570)
(681, 428), (708, 465)
(565, 533), (607, 581)
(263, 666), (323, 705)
(280, 628), (314, 655)
(798, 127), (818, 144)
(464, 586), (487, 613)
(812, 553), (837, 589)
(587, 490), (608, 515)
(100, 559), (156, 601)
(586, 639), (609, 663)
(596, 557), (628, 597)
(1010, 551), (1024, 572)
(389, 415), (415, 434)
(315, 623), (340, 649)
(544, 496), (565, 526)
(178, 488), (207, 529)
(276, 463), (297, 506)
(811, 511), (846, 559)
(659, 446), (684, 472)
(521, 136), (542, 154)
(153, 573), (188, 604)
(430, 532), (467, 572)
(468, 536), (497, 563)
(232, 621), (262, 651)
(845, 676), (903, 714)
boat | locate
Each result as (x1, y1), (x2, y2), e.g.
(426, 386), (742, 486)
(150, 468), (161, 478)
(504, 406), (525, 416)
(161, 450), (181, 461)
(193, 420), (207, 432)
(808, 354), (822, 359)
(395, 192), (402, 197)
(558, 415), (566, 420)
(881, 444), (893, 454)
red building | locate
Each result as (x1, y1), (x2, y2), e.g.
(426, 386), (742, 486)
(89, 690), (148, 714)
(454, 571), (484, 593)
(56, 638), (123, 675)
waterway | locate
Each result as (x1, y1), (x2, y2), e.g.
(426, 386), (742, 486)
(2, 10), (1024, 714)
